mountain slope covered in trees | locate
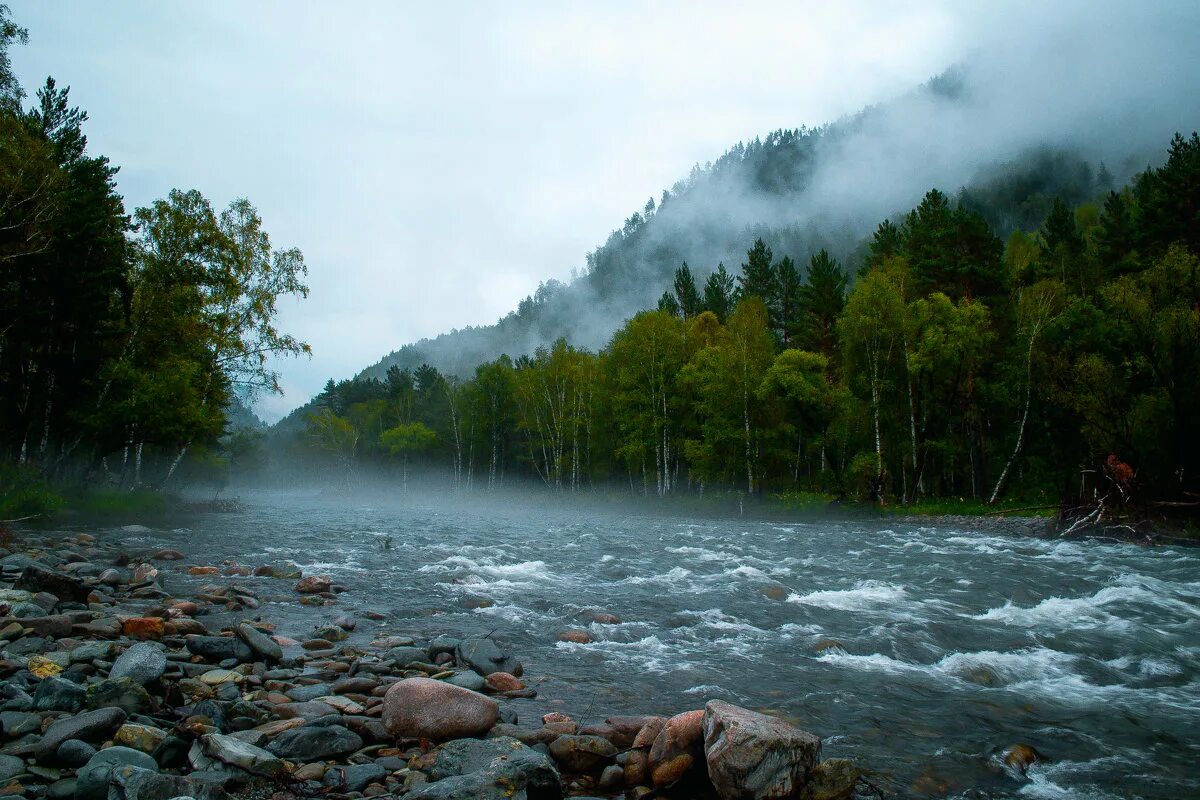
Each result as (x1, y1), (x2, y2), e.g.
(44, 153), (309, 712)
(336, 72), (1134, 403)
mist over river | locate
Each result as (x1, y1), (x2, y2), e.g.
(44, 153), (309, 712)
(81, 492), (1198, 799)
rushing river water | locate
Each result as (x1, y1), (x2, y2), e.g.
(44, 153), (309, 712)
(86, 491), (1198, 799)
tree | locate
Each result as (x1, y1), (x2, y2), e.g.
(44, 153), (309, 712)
(123, 190), (310, 486)
(680, 298), (776, 493)
(381, 421), (437, 491)
(795, 249), (847, 356)
(775, 255), (801, 346)
(702, 262), (736, 322)
(607, 311), (686, 495)
(989, 280), (1063, 502)
(737, 238), (775, 306)
(902, 189), (1005, 300)
(760, 349), (832, 485)
(838, 267), (905, 496)
(673, 262), (701, 318)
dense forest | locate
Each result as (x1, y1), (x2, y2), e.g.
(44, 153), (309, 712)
(286, 132), (1199, 513)
(0, 7), (307, 511)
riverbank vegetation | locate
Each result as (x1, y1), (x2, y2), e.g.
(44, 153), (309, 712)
(0, 8), (308, 515)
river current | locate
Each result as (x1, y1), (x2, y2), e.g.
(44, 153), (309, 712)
(89, 491), (1199, 798)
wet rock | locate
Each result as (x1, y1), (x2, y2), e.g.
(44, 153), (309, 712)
(484, 672), (524, 692)
(110, 642), (167, 685)
(185, 636), (253, 663)
(331, 676), (376, 695)
(198, 669), (239, 686)
(294, 575), (331, 594)
(283, 683), (333, 702)
(701, 700), (821, 800)
(414, 736), (562, 800)
(584, 716), (648, 750)
(151, 550), (184, 561)
(272, 700), (339, 720)
(548, 735), (617, 773)
(802, 758), (860, 800)
(293, 762), (326, 782)
(86, 677), (154, 714)
(69, 642), (116, 665)
(446, 672), (486, 692)
(267, 724), (362, 760)
(648, 710), (705, 788)
(302, 638), (334, 651)
(201, 732), (285, 778)
(188, 566), (220, 576)
(0, 682), (33, 711)
(6, 614), (71, 638)
(383, 677), (499, 742)
(109, 765), (228, 800)
(627, 717), (666, 786)
(0, 754), (24, 782)
(385, 645), (429, 666)
(99, 569), (122, 586)
(455, 638), (521, 677)
(56, 739), (97, 767)
(75, 746), (157, 800)
(234, 623), (281, 663)
(429, 635), (461, 658)
(325, 763), (387, 792)
(0, 710), (40, 738)
(116, 723), (168, 754)
(121, 618), (165, 640)
(34, 706), (126, 761)
(557, 630), (592, 644)
(33, 675), (87, 711)
(1002, 743), (1045, 775)
(131, 564), (158, 583)
(15, 565), (88, 602)
(599, 764), (624, 790)
(332, 615), (356, 631)
(313, 625), (348, 642)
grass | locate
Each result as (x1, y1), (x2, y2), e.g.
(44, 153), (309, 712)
(0, 465), (64, 519)
(895, 497), (1059, 518)
(66, 487), (170, 516)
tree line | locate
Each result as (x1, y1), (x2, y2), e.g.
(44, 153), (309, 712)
(0, 7), (308, 504)
(295, 133), (1199, 509)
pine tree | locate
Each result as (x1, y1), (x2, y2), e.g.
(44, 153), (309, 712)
(797, 250), (847, 356)
(702, 263), (736, 322)
(737, 238), (776, 304)
(673, 262), (701, 318)
(775, 255), (801, 346)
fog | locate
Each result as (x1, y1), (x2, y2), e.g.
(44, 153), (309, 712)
(356, 1), (1200, 389)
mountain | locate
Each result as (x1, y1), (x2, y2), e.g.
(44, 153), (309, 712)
(272, 67), (1153, 431)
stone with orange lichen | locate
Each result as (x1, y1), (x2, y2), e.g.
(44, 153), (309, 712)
(121, 617), (165, 639)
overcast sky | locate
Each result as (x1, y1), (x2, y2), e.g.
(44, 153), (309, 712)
(8, 2), (1194, 420)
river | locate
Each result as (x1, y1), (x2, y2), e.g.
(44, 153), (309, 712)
(79, 491), (1199, 799)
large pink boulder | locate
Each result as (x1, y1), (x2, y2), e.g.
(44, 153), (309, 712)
(702, 700), (821, 800)
(382, 677), (499, 741)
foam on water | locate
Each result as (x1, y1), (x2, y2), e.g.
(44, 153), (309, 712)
(787, 580), (908, 610)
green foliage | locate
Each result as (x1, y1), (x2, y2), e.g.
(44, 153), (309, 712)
(0, 464), (62, 518)
(0, 9), (310, 501)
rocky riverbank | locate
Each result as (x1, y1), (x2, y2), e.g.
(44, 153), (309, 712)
(0, 530), (865, 800)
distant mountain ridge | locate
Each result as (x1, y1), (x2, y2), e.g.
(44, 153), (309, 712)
(271, 68), (1143, 431)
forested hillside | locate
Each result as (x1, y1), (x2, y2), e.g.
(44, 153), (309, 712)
(282, 131), (1200, 514)
(338, 72), (1127, 401)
